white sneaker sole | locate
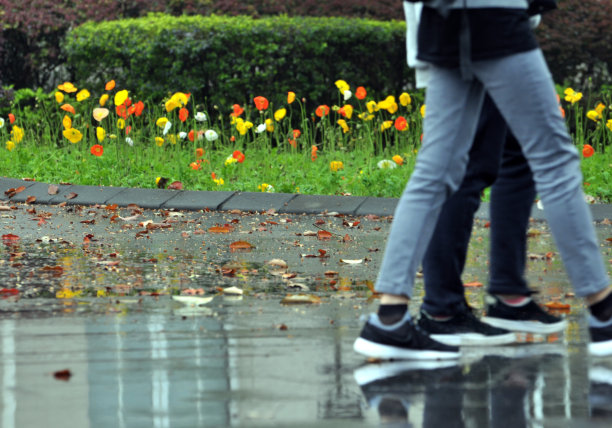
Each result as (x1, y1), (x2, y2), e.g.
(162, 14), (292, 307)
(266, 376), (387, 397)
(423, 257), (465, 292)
(589, 339), (612, 357)
(481, 317), (568, 334)
(430, 332), (517, 347)
(353, 360), (459, 386)
(353, 337), (460, 361)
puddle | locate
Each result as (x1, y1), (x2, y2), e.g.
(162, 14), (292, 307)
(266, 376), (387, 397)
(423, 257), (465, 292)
(0, 205), (611, 426)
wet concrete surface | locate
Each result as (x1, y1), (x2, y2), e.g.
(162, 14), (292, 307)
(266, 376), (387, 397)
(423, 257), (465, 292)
(0, 198), (611, 427)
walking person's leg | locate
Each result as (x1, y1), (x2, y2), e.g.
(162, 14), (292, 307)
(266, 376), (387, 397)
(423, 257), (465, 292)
(482, 133), (568, 334)
(353, 66), (485, 360)
(473, 49), (612, 355)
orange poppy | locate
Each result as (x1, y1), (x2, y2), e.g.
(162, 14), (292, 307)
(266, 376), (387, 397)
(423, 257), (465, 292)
(90, 144), (104, 157)
(195, 147), (204, 158)
(315, 105), (330, 117)
(288, 138), (297, 148)
(231, 104), (244, 117)
(394, 116), (408, 131)
(8, 113), (15, 124)
(582, 144), (595, 158)
(125, 126), (132, 135)
(311, 145), (318, 161)
(292, 129), (301, 139)
(190, 161), (202, 170)
(287, 91), (296, 104)
(232, 150), (245, 163)
(105, 80), (116, 91)
(355, 86), (367, 100)
(188, 130), (195, 142)
(60, 104), (76, 115)
(134, 101), (145, 117)
(179, 107), (189, 122)
(253, 96), (269, 111)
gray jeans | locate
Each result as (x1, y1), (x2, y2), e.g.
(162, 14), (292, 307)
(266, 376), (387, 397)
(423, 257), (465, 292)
(375, 48), (610, 298)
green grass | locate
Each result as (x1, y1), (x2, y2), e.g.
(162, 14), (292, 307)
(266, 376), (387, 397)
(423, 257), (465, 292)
(1, 81), (611, 201)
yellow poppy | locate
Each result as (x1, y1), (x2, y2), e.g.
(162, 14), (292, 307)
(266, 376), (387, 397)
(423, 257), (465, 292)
(63, 128), (83, 143)
(287, 91), (296, 104)
(117, 118), (126, 129)
(399, 92), (411, 106)
(96, 127), (106, 142)
(58, 82), (77, 93)
(330, 161), (344, 172)
(156, 117), (169, 128)
(265, 118), (274, 132)
(274, 108), (287, 121)
(114, 90), (129, 107)
(420, 104), (426, 117)
(337, 119), (349, 134)
(340, 104), (353, 119)
(366, 100), (378, 114)
(155, 137), (164, 147)
(335, 80), (350, 94)
(380, 120), (393, 131)
(11, 126), (24, 143)
(54, 92), (64, 103)
(76, 89), (90, 102)
(6, 140), (15, 151)
(62, 115), (72, 130)
(99, 94), (109, 106)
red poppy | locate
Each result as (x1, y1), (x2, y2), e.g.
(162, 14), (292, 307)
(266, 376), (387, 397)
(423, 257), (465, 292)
(90, 144), (104, 157)
(211, 172), (217, 180)
(315, 105), (330, 118)
(188, 130), (195, 142)
(190, 161), (202, 170)
(394, 116), (408, 131)
(582, 144), (595, 158)
(125, 126), (132, 135)
(355, 87), (367, 100)
(179, 107), (189, 122)
(292, 129), (301, 139)
(288, 139), (297, 148)
(116, 104), (128, 119)
(195, 147), (204, 158)
(230, 136), (236, 142)
(253, 96), (269, 111)
(60, 104), (76, 115)
(311, 145), (318, 161)
(134, 101), (145, 116)
(8, 113), (15, 124)
(232, 150), (245, 163)
(231, 104), (244, 117)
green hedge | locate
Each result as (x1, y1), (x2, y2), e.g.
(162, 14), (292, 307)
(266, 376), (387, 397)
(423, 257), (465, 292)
(64, 14), (412, 107)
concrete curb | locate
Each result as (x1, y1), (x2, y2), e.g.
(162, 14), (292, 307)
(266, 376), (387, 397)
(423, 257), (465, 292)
(2, 177), (611, 220)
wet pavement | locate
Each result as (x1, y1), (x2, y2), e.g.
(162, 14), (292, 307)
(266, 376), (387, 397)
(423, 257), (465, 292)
(1, 178), (612, 427)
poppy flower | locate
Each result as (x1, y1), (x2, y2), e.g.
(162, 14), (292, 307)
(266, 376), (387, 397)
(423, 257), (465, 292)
(311, 145), (318, 161)
(564, 87), (582, 104)
(57, 82), (77, 93)
(231, 104), (244, 117)
(156, 117), (169, 128)
(355, 86), (367, 100)
(117, 118), (126, 130)
(63, 128), (83, 144)
(93, 108), (109, 122)
(190, 161), (202, 170)
(420, 104), (426, 117)
(105, 80), (116, 91)
(155, 137), (164, 147)
(6, 141), (15, 151)
(60, 104), (75, 114)
(76, 89), (90, 102)
(337, 119), (349, 134)
(10, 126), (24, 143)
(188, 130), (195, 142)
(205, 129), (219, 141)
(380, 120), (393, 131)
(96, 127), (106, 142)
(274, 108), (287, 121)
(394, 116), (408, 131)
(125, 126), (131, 135)
(114, 90), (129, 107)
(55, 92), (64, 103)
(232, 150), (245, 163)
(179, 107), (189, 122)
(253, 96), (269, 111)
(292, 129), (301, 139)
(392, 155), (404, 165)
(377, 96), (398, 114)
(338, 105), (353, 119)
(377, 159), (397, 169)
(8, 113), (15, 124)
(195, 148), (204, 158)
(399, 92), (411, 106)
(330, 161), (344, 172)
(115, 104), (128, 119)
(0, 118), (4, 128)
(288, 138), (297, 148)
(62, 115), (72, 130)
(335, 80), (350, 94)
(315, 105), (330, 117)
(90, 144), (104, 157)
(195, 112), (207, 122)
(133, 101), (145, 116)
(582, 144), (595, 158)
(607, 119), (612, 132)
(99, 94), (109, 106)
(288, 91), (296, 104)
(256, 123), (266, 133)
(265, 118), (274, 132)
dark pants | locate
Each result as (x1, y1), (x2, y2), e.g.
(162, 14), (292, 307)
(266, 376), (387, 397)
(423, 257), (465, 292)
(421, 94), (536, 316)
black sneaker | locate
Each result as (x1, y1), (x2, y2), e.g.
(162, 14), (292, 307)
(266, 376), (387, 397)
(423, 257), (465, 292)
(589, 315), (612, 357)
(481, 295), (567, 334)
(353, 312), (460, 360)
(418, 308), (517, 346)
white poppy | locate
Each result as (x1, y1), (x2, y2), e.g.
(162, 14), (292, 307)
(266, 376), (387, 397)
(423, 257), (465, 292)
(377, 159), (397, 169)
(178, 131), (188, 140)
(256, 123), (267, 133)
(125, 137), (134, 147)
(205, 129), (219, 142)
(195, 112), (207, 122)
(343, 90), (352, 101)
(163, 121), (172, 135)
(0, 118), (4, 128)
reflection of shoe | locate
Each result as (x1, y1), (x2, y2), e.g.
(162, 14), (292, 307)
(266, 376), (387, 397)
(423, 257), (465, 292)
(588, 315), (612, 357)
(418, 308), (516, 346)
(461, 342), (567, 360)
(589, 365), (612, 415)
(481, 295), (568, 334)
(354, 359), (460, 387)
(353, 312), (460, 360)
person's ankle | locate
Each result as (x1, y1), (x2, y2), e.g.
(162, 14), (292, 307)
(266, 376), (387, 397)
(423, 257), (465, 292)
(587, 287), (612, 322)
(496, 294), (531, 307)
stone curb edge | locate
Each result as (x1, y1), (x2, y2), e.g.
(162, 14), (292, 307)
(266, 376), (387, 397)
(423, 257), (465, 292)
(1, 177), (611, 221)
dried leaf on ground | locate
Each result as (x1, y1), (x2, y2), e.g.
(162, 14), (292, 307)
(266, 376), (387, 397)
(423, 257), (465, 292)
(172, 295), (214, 306)
(229, 240), (254, 250)
(208, 225), (233, 233)
(281, 294), (322, 304)
(48, 184), (59, 195)
(463, 281), (484, 287)
(53, 369), (72, 381)
(317, 230), (333, 240)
